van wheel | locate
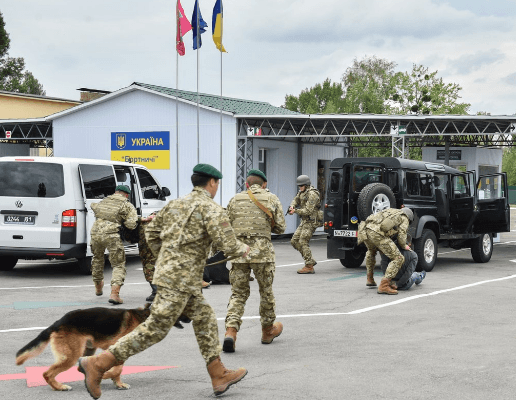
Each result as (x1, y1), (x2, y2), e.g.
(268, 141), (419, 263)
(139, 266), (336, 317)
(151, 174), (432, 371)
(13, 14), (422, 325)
(0, 256), (18, 271)
(471, 233), (493, 263)
(413, 229), (437, 272)
(339, 249), (366, 268)
(77, 257), (92, 275)
(357, 183), (396, 221)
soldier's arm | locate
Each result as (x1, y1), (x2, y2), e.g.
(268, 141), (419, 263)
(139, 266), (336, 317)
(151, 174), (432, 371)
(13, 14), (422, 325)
(396, 217), (410, 248)
(122, 204), (138, 230)
(206, 206), (248, 258)
(226, 197), (236, 225)
(289, 193), (300, 210)
(145, 207), (165, 257)
(295, 191), (319, 217)
(271, 196), (286, 235)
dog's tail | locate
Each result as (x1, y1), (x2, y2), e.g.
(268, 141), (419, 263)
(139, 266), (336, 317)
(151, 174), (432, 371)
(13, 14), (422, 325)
(15, 323), (56, 365)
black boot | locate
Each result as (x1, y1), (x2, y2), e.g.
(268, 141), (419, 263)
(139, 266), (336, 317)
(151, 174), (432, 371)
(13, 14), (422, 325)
(146, 283), (157, 302)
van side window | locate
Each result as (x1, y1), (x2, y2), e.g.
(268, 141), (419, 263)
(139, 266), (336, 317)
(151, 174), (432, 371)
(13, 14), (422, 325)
(136, 169), (160, 199)
(79, 164), (116, 199)
(0, 162), (65, 198)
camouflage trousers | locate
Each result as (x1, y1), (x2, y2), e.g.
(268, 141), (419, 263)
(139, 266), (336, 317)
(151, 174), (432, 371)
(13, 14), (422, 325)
(364, 228), (404, 279)
(138, 224), (156, 283)
(291, 220), (317, 265)
(109, 286), (221, 366)
(90, 233), (126, 286)
(225, 262), (276, 330)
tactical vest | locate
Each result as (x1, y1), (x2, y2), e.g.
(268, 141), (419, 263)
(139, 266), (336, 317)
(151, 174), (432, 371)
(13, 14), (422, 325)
(365, 208), (402, 235)
(91, 195), (127, 224)
(231, 190), (272, 239)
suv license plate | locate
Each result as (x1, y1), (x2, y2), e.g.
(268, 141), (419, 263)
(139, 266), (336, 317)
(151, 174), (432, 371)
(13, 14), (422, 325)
(333, 230), (357, 237)
(4, 215), (35, 225)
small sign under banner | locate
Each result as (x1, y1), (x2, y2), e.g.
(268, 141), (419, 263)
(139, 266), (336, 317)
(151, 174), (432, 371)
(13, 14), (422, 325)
(6, 131), (11, 139)
(437, 150), (462, 161)
(247, 127), (262, 136)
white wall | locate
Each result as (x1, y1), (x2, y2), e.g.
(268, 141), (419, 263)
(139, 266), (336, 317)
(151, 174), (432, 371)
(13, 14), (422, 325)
(422, 147), (503, 174)
(52, 89), (237, 206)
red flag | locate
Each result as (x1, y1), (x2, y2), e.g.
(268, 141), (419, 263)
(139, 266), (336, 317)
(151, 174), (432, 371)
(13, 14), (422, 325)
(176, 0), (192, 56)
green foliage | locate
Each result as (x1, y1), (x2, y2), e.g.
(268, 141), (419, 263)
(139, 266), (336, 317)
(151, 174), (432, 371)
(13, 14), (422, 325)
(502, 146), (516, 186)
(284, 78), (345, 114)
(390, 64), (470, 115)
(0, 10), (45, 95)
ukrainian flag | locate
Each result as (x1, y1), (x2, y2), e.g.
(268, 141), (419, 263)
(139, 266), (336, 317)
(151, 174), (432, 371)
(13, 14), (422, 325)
(212, 0), (226, 52)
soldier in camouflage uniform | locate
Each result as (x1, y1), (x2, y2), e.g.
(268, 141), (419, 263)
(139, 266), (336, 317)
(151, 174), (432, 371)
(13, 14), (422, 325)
(90, 185), (138, 305)
(223, 169), (286, 353)
(138, 212), (158, 301)
(78, 164), (252, 399)
(357, 207), (414, 295)
(289, 174), (322, 274)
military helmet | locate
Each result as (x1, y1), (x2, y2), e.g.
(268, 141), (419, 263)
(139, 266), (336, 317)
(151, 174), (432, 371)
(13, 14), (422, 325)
(401, 207), (414, 222)
(296, 175), (311, 186)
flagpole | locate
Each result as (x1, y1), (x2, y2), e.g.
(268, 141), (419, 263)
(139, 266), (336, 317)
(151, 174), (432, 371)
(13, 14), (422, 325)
(176, 32), (180, 198)
(196, 1), (200, 164)
(219, 50), (223, 204)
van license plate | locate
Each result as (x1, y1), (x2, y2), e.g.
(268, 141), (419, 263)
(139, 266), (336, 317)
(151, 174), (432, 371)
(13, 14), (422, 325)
(4, 215), (35, 225)
(333, 230), (357, 237)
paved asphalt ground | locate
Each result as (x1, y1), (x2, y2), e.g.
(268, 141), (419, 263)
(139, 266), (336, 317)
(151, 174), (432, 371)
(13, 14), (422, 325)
(1, 212), (515, 400)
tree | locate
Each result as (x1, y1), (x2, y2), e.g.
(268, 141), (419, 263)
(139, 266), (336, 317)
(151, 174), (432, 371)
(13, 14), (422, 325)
(0, 10), (45, 95)
(502, 146), (516, 186)
(284, 78), (345, 114)
(390, 64), (470, 115)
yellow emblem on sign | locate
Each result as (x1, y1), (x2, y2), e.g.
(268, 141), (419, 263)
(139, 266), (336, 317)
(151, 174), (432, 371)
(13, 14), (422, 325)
(116, 133), (126, 150)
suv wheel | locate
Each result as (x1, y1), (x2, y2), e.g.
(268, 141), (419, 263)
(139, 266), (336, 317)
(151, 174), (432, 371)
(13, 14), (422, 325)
(339, 249), (366, 268)
(0, 256), (18, 271)
(357, 183), (396, 220)
(77, 257), (93, 275)
(414, 229), (437, 272)
(471, 233), (493, 263)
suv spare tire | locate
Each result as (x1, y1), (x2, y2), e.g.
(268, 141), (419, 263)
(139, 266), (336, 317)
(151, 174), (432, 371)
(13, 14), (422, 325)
(357, 183), (396, 221)
(413, 229), (437, 272)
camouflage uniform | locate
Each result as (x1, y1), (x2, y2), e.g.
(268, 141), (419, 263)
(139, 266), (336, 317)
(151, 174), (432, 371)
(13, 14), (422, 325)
(90, 193), (138, 286)
(138, 218), (156, 282)
(290, 186), (321, 266)
(360, 208), (410, 279)
(225, 184), (286, 330)
(317, 172), (326, 203)
(107, 187), (249, 366)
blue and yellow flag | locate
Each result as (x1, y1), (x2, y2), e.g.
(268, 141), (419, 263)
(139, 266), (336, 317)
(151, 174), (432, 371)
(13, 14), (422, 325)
(212, 0), (226, 52)
(192, 0), (208, 50)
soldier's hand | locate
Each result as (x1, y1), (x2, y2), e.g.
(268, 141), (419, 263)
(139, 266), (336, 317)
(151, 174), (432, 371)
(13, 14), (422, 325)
(405, 244), (411, 251)
(288, 207), (295, 215)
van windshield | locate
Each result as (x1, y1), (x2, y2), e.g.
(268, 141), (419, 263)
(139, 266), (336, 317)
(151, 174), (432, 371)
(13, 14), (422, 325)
(0, 162), (65, 198)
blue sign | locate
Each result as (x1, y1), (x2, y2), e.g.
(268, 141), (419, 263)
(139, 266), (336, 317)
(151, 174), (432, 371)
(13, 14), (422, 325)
(111, 131), (170, 151)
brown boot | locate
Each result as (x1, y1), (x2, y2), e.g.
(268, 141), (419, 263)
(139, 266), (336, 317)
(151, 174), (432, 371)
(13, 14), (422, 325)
(377, 278), (398, 295)
(223, 327), (237, 353)
(108, 285), (123, 304)
(94, 280), (104, 296)
(77, 350), (119, 399)
(366, 272), (376, 287)
(261, 322), (283, 344)
(297, 264), (315, 274)
(207, 356), (247, 396)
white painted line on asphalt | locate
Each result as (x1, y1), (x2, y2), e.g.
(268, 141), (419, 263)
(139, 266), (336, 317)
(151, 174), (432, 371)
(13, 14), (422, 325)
(511, 260), (516, 263)
(0, 282), (148, 291)
(0, 326), (48, 333)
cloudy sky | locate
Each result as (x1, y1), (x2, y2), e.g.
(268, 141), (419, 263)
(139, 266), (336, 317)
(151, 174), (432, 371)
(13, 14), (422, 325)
(2, 0), (516, 114)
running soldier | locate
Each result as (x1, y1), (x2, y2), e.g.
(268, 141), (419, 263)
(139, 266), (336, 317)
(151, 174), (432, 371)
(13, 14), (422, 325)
(289, 175), (322, 274)
(78, 164), (252, 399)
(224, 169), (286, 352)
(357, 207), (414, 295)
(90, 185), (138, 305)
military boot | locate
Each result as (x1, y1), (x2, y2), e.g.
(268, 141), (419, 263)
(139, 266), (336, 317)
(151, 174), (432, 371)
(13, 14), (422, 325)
(78, 350), (120, 399)
(390, 280), (398, 290)
(261, 322), (283, 344)
(108, 285), (123, 305)
(94, 280), (104, 296)
(377, 278), (398, 295)
(207, 357), (247, 396)
(223, 327), (237, 353)
(146, 283), (157, 302)
(297, 264), (315, 274)
(366, 272), (377, 287)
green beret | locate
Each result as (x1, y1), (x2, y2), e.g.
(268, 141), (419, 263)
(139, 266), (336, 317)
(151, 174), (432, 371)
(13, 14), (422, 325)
(193, 163), (223, 179)
(247, 169), (267, 182)
(116, 185), (131, 194)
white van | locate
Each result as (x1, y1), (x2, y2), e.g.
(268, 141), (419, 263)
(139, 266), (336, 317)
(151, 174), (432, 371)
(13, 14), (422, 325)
(0, 157), (171, 274)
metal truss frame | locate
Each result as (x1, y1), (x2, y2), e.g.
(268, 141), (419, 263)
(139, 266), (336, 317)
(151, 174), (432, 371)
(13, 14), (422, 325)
(0, 121), (53, 156)
(235, 114), (516, 191)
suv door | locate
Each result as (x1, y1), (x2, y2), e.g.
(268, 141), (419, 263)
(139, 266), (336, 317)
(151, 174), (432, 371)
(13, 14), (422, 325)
(449, 172), (475, 232)
(474, 173), (510, 233)
(78, 164), (117, 253)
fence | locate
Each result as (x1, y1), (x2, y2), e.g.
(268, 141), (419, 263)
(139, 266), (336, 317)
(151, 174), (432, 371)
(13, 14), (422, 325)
(509, 186), (516, 205)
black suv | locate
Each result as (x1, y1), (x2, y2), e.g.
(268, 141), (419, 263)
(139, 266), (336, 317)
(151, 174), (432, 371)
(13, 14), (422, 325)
(324, 157), (511, 271)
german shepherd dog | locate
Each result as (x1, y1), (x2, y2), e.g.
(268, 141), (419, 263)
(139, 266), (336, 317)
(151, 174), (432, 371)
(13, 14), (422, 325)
(16, 303), (157, 392)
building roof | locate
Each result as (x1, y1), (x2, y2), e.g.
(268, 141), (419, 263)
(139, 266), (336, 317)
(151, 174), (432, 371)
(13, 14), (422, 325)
(0, 90), (81, 104)
(132, 82), (299, 115)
